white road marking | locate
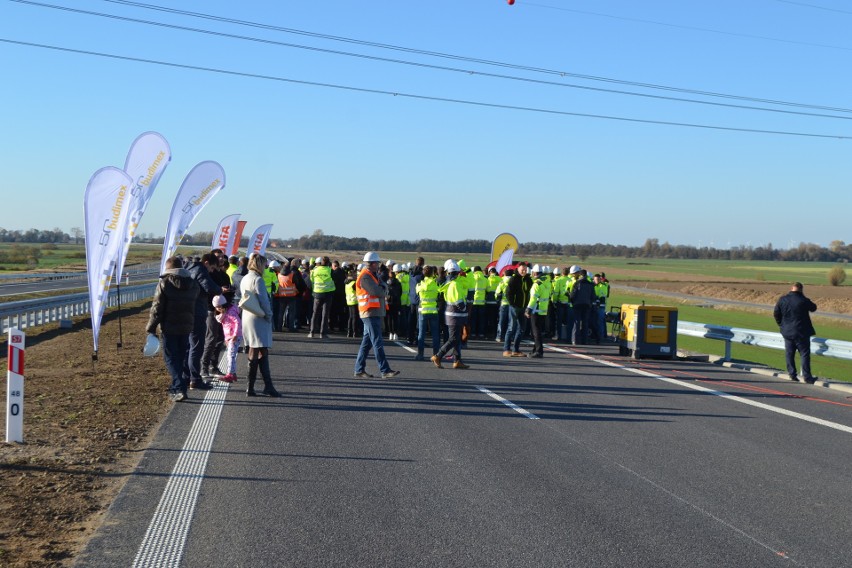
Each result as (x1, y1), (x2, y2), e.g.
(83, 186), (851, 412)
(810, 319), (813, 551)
(132, 382), (229, 567)
(393, 340), (417, 353)
(476, 386), (540, 420)
(544, 344), (852, 435)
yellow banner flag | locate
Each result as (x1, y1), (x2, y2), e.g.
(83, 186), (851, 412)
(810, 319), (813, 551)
(491, 232), (519, 262)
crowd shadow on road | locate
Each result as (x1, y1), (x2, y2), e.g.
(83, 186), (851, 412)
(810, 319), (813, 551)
(218, 376), (748, 424)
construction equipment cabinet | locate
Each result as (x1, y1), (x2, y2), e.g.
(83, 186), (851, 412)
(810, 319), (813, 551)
(618, 304), (678, 359)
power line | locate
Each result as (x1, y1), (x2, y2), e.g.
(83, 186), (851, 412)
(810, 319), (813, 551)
(774, 0), (852, 16)
(522, 1), (852, 52)
(87, 0), (852, 115)
(12, 0), (846, 121)
(1, 37), (849, 140)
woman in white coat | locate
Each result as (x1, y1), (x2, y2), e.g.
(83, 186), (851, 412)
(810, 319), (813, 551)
(239, 255), (281, 397)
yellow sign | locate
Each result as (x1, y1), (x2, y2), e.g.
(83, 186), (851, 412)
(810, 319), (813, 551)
(491, 232), (519, 262)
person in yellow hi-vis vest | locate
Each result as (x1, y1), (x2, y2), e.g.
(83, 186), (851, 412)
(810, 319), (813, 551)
(415, 265), (440, 361)
(432, 260), (470, 369)
(344, 266), (361, 338)
(525, 264), (551, 358)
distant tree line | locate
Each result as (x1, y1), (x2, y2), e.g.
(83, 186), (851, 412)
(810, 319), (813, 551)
(2, 227), (849, 263)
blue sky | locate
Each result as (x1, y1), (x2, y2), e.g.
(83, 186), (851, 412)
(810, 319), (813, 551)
(1, 0), (850, 248)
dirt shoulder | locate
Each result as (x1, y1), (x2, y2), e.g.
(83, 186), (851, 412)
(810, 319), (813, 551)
(0, 304), (171, 567)
(621, 281), (852, 316)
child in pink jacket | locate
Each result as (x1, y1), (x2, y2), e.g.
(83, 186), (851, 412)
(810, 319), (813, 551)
(213, 295), (242, 383)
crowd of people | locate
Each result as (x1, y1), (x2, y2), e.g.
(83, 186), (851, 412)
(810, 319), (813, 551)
(145, 249), (614, 400)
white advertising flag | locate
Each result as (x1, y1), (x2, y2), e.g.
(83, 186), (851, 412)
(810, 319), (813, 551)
(495, 247), (515, 274)
(160, 161), (226, 273)
(247, 224), (273, 257)
(212, 214), (241, 253)
(116, 132), (171, 279)
(84, 167), (135, 353)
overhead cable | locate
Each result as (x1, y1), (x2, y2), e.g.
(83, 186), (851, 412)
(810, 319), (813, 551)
(1, 37), (849, 140)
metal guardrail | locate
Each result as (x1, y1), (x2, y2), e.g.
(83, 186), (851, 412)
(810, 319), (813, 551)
(677, 320), (852, 362)
(0, 283), (157, 333)
(0, 263), (160, 283)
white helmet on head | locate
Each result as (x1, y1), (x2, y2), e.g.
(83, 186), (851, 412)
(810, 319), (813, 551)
(363, 252), (380, 263)
(143, 333), (160, 357)
(444, 259), (460, 272)
(357, 263), (364, 270)
(569, 265), (581, 274)
(393, 264), (403, 273)
(341, 261), (349, 268)
(531, 264), (542, 273)
(268, 260), (280, 269)
(553, 266), (560, 275)
(386, 259), (394, 267)
(315, 256), (322, 264)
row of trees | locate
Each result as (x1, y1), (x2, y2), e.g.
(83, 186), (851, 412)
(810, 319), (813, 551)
(2, 227), (850, 263)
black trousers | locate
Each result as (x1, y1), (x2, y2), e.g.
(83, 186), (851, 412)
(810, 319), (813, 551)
(784, 336), (812, 380)
(436, 321), (464, 361)
(201, 311), (224, 373)
(530, 313), (545, 355)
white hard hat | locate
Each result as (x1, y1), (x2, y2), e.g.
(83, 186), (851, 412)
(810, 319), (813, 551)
(363, 252), (380, 262)
(315, 256), (322, 264)
(268, 260), (280, 269)
(143, 333), (160, 357)
(341, 261), (349, 268)
(357, 263), (364, 270)
(393, 264), (403, 272)
(531, 264), (542, 273)
(386, 259), (394, 267)
(444, 259), (460, 272)
(569, 265), (581, 274)
(553, 267), (560, 275)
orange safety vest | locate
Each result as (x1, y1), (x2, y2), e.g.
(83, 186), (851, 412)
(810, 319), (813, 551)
(355, 268), (381, 314)
(275, 272), (299, 297)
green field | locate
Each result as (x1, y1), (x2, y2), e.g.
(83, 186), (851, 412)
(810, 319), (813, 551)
(608, 290), (852, 383)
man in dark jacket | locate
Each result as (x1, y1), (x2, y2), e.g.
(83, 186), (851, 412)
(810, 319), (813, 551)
(570, 269), (595, 345)
(147, 257), (200, 401)
(503, 263), (532, 357)
(182, 253), (222, 390)
(774, 282), (817, 383)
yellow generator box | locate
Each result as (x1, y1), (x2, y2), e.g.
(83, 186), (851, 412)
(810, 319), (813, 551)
(618, 304), (678, 359)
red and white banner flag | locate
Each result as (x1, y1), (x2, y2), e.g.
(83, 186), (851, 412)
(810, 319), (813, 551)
(231, 220), (247, 256)
(247, 224), (273, 257)
(116, 132), (171, 280)
(212, 214), (240, 253)
(160, 161), (226, 273)
(84, 167), (135, 352)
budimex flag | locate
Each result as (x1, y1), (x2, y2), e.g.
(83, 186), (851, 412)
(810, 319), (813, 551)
(160, 161), (226, 273)
(212, 214), (241, 253)
(491, 232), (519, 263)
(116, 132), (171, 281)
(84, 167), (135, 353)
(247, 224), (273, 257)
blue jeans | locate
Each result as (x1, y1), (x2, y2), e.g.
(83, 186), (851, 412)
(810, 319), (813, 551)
(163, 333), (190, 394)
(354, 316), (392, 374)
(417, 312), (440, 356)
(503, 307), (523, 353)
(497, 304), (509, 341)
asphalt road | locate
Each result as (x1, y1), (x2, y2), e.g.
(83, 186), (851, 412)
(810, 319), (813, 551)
(78, 332), (852, 567)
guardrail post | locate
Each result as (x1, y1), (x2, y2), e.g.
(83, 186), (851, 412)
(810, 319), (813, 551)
(6, 327), (25, 443)
(724, 340), (732, 362)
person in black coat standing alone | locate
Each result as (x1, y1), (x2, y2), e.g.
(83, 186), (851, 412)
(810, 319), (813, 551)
(773, 282), (817, 384)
